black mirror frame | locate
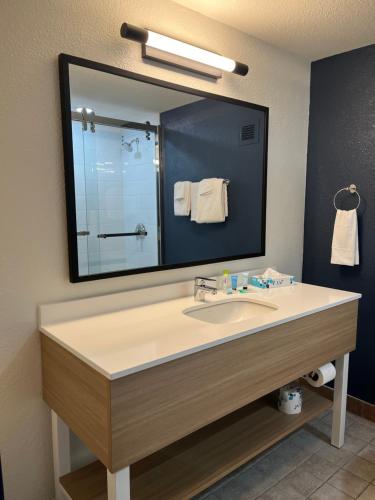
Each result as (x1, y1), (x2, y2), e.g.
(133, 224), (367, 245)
(59, 53), (268, 282)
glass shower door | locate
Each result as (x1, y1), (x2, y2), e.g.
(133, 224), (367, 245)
(72, 119), (159, 276)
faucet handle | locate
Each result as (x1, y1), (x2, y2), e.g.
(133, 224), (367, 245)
(195, 276), (216, 283)
(194, 276), (217, 301)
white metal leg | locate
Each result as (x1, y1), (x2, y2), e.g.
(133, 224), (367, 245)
(331, 353), (349, 448)
(51, 410), (71, 500)
(107, 467), (130, 500)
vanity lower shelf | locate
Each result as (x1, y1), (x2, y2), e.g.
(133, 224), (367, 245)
(60, 386), (331, 500)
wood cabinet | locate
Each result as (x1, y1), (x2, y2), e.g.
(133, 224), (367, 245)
(41, 300), (358, 499)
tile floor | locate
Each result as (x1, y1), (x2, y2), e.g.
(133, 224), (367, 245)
(196, 410), (375, 500)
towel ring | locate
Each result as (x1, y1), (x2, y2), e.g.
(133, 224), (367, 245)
(333, 184), (360, 210)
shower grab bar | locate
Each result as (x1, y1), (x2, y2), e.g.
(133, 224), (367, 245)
(98, 231), (147, 238)
(98, 224), (147, 239)
(97, 231), (147, 239)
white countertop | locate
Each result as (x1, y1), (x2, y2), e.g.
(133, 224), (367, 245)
(40, 283), (360, 380)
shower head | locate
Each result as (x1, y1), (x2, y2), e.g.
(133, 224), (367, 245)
(121, 137), (131, 151)
(122, 137), (140, 156)
(123, 142), (133, 152)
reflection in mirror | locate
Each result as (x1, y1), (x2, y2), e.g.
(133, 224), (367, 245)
(61, 56), (268, 281)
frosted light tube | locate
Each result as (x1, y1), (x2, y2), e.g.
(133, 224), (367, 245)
(120, 23), (248, 77)
(146, 31), (236, 73)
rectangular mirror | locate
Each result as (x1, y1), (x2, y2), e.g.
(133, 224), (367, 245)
(59, 54), (268, 282)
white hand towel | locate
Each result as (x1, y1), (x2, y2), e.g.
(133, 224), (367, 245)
(223, 182), (228, 217)
(174, 181), (191, 216)
(190, 182), (199, 221)
(331, 209), (359, 266)
(196, 178), (228, 223)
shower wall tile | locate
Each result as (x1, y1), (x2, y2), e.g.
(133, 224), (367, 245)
(76, 210), (87, 228)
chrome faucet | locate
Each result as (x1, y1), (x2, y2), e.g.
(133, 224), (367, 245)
(194, 277), (217, 302)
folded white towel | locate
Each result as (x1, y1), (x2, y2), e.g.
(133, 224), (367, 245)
(174, 181), (191, 216)
(196, 178), (228, 223)
(224, 182), (228, 217)
(331, 209), (359, 266)
(190, 182), (199, 221)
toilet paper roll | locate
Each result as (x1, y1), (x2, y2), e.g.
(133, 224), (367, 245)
(278, 384), (303, 414)
(304, 362), (336, 388)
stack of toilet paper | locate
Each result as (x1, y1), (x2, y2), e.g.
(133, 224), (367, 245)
(278, 384), (303, 414)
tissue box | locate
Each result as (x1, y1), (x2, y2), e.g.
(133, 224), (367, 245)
(250, 274), (295, 289)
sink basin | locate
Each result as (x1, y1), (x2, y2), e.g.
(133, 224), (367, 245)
(183, 298), (278, 324)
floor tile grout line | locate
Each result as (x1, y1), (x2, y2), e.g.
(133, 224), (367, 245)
(252, 432), (369, 499)
(253, 451), (315, 499)
(328, 469), (370, 499)
(308, 447), (375, 499)
(205, 434), (308, 497)
(212, 437), (373, 500)
(199, 412), (375, 500)
(307, 482), (356, 500)
(204, 441), (286, 496)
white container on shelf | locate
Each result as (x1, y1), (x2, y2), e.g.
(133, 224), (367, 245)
(278, 384), (303, 415)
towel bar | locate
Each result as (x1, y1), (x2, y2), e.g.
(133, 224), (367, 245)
(333, 184), (360, 210)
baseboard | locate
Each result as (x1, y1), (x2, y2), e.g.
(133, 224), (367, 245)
(316, 385), (375, 422)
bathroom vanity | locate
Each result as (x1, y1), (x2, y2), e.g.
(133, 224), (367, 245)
(40, 281), (360, 500)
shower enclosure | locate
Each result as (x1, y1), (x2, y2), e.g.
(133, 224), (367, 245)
(72, 111), (160, 276)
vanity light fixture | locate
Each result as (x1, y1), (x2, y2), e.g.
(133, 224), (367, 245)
(120, 23), (248, 79)
(75, 107), (93, 114)
(75, 107), (95, 132)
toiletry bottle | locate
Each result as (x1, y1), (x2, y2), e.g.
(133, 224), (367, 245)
(241, 271), (249, 291)
(237, 272), (247, 291)
(231, 274), (238, 292)
(222, 269), (230, 292)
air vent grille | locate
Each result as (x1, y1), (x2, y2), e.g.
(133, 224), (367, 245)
(241, 124), (255, 142)
(240, 121), (259, 146)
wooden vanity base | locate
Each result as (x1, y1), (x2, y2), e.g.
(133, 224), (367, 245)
(42, 301), (357, 472)
(42, 300), (358, 499)
(59, 386), (331, 500)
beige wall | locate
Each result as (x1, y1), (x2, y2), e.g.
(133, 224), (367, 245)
(0, 1), (310, 498)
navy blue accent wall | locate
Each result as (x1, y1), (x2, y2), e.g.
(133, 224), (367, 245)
(160, 99), (266, 265)
(303, 44), (375, 404)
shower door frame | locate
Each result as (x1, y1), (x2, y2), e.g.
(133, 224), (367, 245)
(71, 112), (162, 270)
(71, 111), (158, 134)
(59, 53), (268, 282)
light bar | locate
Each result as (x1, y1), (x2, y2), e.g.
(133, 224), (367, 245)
(120, 23), (248, 79)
